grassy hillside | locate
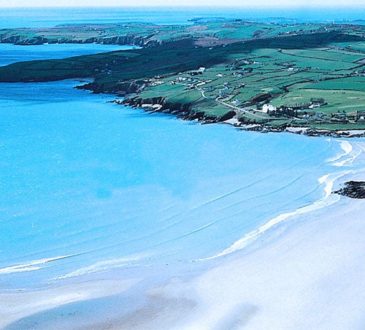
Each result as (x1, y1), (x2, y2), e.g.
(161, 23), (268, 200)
(1, 23), (365, 132)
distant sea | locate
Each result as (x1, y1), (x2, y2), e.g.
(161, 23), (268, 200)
(1, 7), (365, 28)
(0, 8), (362, 293)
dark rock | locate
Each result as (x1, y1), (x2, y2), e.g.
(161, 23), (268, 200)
(187, 111), (205, 120)
(334, 181), (365, 199)
(218, 110), (236, 122)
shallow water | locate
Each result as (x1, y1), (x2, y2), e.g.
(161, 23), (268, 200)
(0, 41), (347, 290)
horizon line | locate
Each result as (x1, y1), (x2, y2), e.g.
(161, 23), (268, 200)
(2, 5), (365, 9)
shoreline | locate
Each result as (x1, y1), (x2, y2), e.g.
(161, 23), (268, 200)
(199, 138), (365, 260)
(2, 15), (365, 330)
(2, 25), (365, 136)
(116, 98), (365, 139)
(1, 139), (365, 329)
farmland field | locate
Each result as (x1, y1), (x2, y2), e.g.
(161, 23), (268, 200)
(1, 19), (365, 132)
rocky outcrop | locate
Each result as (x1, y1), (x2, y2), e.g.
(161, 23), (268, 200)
(119, 95), (236, 123)
(218, 110), (236, 122)
(121, 96), (193, 118)
(334, 181), (365, 199)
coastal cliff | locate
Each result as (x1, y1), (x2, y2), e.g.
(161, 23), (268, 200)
(0, 34), (160, 47)
(119, 95), (236, 122)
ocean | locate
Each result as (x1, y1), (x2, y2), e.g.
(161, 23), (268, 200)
(0, 7), (364, 329)
(0, 46), (350, 286)
(1, 7), (365, 28)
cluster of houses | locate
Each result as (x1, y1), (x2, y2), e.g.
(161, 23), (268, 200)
(321, 110), (365, 124)
(169, 76), (202, 90)
(257, 98), (326, 115)
(147, 65), (365, 127)
(188, 67), (206, 76)
(258, 101), (365, 124)
(145, 77), (166, 87)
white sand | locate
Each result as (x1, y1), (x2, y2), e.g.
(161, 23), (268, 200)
(85, 194), (365, 330)
(175, 197), (365, 330)
(0, 278), (138, 329)
(106, 141), (365, 330)
(2, 142), (365, 330)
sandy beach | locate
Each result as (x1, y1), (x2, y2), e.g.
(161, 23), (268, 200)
(176, 197), (365, 330)
(3, 5), (365, 330)
(104, 177), (365, 330)
(1, 141), (365, 330)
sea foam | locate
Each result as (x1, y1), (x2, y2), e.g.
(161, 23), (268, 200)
(203, 139), (361, 261)
(0, 255), (71, 275)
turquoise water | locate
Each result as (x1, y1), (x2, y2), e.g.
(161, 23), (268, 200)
(0, 42), (344, 289)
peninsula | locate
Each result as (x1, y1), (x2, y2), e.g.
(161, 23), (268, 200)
(2, 19), (365, 135)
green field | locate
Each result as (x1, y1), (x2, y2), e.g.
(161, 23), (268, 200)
(1, 19), (365, 132)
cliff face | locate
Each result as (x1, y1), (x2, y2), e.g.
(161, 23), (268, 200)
(121, 96), (194, 118)
(0, 35), (160, 47)
(120, 95), (236, 123)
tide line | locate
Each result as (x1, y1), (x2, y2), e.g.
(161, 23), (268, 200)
(0, 255), (73, 275)
(55, 253), (148, 280)
(200, 170), (350, 261)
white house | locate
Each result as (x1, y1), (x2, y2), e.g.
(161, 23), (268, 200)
(261, 104), (277, 113)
